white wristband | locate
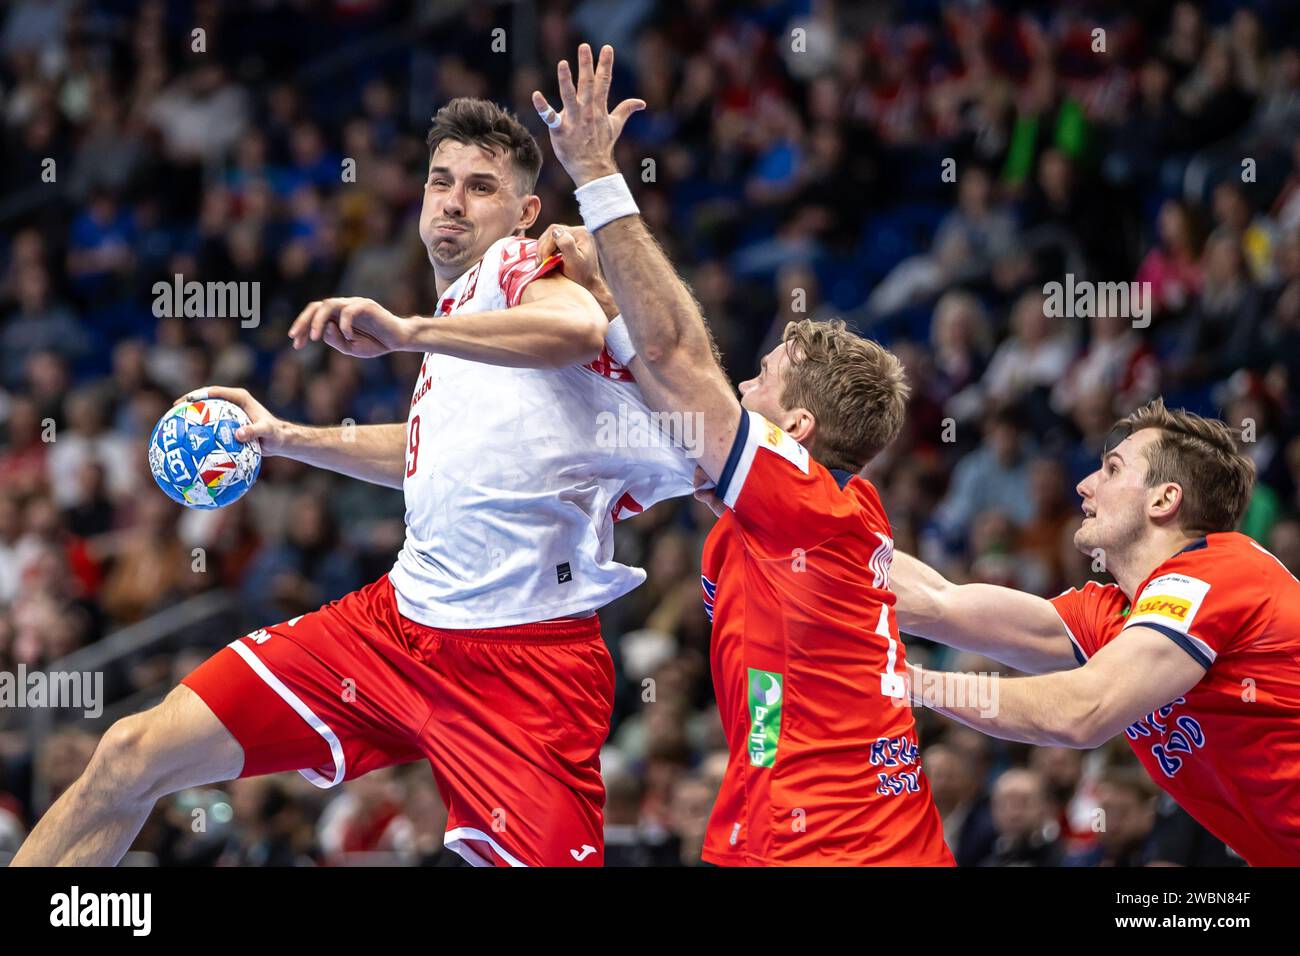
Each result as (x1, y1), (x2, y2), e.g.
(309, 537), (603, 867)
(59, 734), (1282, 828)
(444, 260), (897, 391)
(604, 313), (637, 366)
(575, 173), (639, 232)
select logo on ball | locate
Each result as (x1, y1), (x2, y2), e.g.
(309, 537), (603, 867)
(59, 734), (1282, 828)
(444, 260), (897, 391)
(148, 399), (262, 510)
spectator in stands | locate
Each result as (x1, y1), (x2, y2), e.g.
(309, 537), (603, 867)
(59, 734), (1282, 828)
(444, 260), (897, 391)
(1052, 308), (1159, 419)
(46, 388), (134, 508)
(1171, 229), (1263, 386)
(979, 768), (1064, 867)
(929, 408), (1035, 556)
(868, 165), (1017, 315)
(667, 773), (714, 866)
(240, 493), (362, 624)
(98, 490), (197, 626)
(1063, 768), (1157, 867)
(1135, 199), (1205, 318)
(980, 289), (1077, 414)
(1029, 746), (1098, 857)
(922, 742), (996, 867)
(1, 265), (89, 388)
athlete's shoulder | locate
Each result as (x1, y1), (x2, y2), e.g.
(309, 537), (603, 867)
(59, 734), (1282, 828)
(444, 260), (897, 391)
(719, 411), (874, 549)
(493, 235), (562, 307)
(755, 412), (812, 473)
(1124, 533), (1283, 662)
(843, 471), (889, 528)
(1055, 579), (1126, 612)
(1150, 532), (1284, 594)
(485, 233), (534, 260)
(1214, 531), (1299, 581)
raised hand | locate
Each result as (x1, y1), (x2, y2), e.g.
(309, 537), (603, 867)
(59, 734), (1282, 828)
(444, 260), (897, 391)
(288, 297), (409, 358)
(531, 43), (645, 188)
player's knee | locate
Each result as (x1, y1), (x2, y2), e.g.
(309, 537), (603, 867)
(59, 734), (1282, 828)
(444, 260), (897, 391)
(84, 715), (152, 799)
(84, 711), (173, 804)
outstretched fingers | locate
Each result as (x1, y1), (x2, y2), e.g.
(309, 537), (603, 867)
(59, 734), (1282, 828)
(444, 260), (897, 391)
(576, 43), (595, 101)
(593, 44), (614, 104)
(610, 98), (647, 137)
(557, 58), (577, 112)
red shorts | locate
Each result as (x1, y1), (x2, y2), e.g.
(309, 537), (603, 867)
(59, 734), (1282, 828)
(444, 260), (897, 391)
(181, 575), (615, 867)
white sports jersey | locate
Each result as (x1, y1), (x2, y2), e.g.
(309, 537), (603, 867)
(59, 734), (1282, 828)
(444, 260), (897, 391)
(389, 235), (696, 629)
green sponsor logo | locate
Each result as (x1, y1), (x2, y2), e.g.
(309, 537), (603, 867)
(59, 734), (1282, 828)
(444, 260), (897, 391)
(747, 668), (783, 768)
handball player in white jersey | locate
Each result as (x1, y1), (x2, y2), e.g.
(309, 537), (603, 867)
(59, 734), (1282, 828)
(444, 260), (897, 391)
(13, 98), (693, 868)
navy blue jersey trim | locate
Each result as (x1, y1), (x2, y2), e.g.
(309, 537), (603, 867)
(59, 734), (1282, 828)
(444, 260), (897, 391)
(1070, 640), (1087, 666)
(716, 408), (750, 503)
(828, 468), (855, 490)
(1175, 537), (1208, 556)
(1126, 621), (1213, 670)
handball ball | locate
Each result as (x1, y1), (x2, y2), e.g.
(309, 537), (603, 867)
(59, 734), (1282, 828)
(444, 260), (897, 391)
(148, 398), (262, 509)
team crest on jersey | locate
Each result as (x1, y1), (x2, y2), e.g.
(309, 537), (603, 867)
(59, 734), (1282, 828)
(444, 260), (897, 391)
(457, 260), (482, 307)
(1126, 573), (1209, 634)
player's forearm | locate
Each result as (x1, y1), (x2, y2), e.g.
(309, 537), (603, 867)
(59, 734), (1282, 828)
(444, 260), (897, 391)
(892, 552), (1074, 674)
(401, 298), (605, 369)
(278, 422), (407, 489)
(891, 551), (958, 638)
(589, 279), (620, 321)
(590, 215), (712, 368)
(911, 665), (1101, 748)
(892, 553), (1022, 656)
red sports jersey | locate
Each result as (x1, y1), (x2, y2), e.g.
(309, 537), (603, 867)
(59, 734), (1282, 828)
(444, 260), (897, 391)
(1051, 532), (1300, 865)
(700, 410), (952, 866)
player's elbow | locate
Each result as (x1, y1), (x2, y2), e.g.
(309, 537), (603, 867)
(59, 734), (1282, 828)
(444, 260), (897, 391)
(1059, 723), (1102, 750)
(636, 329), (686, 367)
(1060, 694), (1110, 749)
(897, 567), (955, 637)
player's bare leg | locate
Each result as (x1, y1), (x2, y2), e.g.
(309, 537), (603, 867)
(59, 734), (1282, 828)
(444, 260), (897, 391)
(10, 683), (244, 866)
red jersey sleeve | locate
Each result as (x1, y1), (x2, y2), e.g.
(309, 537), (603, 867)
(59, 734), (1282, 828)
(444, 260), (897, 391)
(715, 409), (861, 553)
(498, 237), (563, 307)
(1050, 581), (1126, 665)
(1120, 545), (1248, 669)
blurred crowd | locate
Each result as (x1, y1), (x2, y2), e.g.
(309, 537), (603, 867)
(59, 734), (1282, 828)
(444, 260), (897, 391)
(2, 0), (1298, 865)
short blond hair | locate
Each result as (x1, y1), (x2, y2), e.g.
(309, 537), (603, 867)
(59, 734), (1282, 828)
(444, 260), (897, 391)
(1117, 397), (1255, 534)
(780, 319), (910, 472)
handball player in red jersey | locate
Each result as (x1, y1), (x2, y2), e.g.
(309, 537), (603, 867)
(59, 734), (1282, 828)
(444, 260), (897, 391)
(533, 44), (952, 865)
(893, 400), (1300, 865)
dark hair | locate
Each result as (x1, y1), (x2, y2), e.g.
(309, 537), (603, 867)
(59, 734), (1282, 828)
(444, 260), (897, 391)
(426, 97), (542, 194)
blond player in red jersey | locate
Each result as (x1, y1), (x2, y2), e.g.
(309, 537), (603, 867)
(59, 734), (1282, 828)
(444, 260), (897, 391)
(533, 44), (951, 865)
(893, 400), (1300, 865)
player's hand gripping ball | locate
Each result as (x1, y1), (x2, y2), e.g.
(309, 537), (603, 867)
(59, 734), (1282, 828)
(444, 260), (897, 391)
(148, 398), (262, 509)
